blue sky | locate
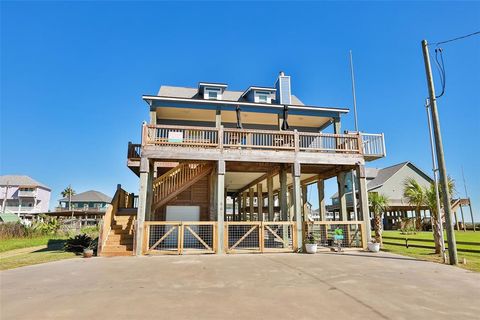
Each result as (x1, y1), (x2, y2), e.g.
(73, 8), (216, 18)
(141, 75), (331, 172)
(1, 1), (479, 220)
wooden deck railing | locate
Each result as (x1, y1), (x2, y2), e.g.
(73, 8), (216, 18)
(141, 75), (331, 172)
(138, 124), (386, 158)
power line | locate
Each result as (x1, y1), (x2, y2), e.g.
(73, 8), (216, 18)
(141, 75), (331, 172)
(430, 31), (480, 46)
(434, 48), (446, 98)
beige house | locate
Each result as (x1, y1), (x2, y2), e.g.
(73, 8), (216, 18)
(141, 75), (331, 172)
(98, 72), (386, 256)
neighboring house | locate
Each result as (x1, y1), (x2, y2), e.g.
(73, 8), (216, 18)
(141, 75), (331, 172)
(0, 175), (51, 220)
(57, 190), (112, 212)
(327, 161), (468, 230)
(99, 71), (386, 256)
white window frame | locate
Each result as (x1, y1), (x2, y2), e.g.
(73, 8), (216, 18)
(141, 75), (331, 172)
(254, 90), (272, 103)
(205, 87), (222, 100)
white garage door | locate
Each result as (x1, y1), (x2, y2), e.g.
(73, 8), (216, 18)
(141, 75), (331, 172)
(165, 206), (200, 221)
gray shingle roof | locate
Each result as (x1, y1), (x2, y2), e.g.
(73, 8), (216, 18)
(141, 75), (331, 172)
(0, 175), (50, 190)
(367, 162), (409, 190)
(59, 190), (112, 203)
(330, 162), (417, 199)
(158, 85), (305, 105)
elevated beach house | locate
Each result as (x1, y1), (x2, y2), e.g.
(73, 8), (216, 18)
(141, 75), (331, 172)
(98, 72), (386, 256)
(0, 175), (51, 222)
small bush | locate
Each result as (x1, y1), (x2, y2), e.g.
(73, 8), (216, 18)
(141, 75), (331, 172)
(0, 222), (31, 240)
(79, 225), (99, 238)
(64, 234), (97, 254)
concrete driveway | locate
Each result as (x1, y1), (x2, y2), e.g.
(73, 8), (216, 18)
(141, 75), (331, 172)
(1, 251), (479, 320)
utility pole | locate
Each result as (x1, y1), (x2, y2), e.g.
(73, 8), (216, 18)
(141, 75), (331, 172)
(426, 100), (446, 263)
(421, 40), (458, 265)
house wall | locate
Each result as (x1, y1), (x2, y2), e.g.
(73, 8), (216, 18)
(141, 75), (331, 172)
(35, 187), (51, 212)
(374, 164), (431, 200)
(152, 175), (211, 221)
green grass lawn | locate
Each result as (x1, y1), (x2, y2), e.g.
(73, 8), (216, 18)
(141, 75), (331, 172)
(0, 236), (78, 270)
(381, 230), (480, 272)
(0, 235), (68, 253)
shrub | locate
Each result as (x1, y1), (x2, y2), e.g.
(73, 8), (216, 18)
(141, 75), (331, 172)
(64, 234), (97, 254)
(0, 222), (31, 240)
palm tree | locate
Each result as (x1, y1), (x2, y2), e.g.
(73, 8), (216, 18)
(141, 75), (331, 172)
(403, 178), (426, 231)
(369, 192), (389, 245)
(424, 176), (456, 254)
(61, 185), (75, 211)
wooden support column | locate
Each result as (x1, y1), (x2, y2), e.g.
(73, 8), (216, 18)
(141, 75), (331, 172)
(459, 205), (466, 231)
(468, 201), (476, 232)
(337, 172), (347, 221)
(215, 109), (222, 128)
(135, 157), (150, 256)
(357, 164), (372, 243)
(216, 160), (225, 254)
(292, 162), (303, 251)
(232, 196), (236, 222)
(149, 109), (157, 125)
(317, 178), (326, 221)
(301, 185), (307, 218)
(279, 166), (288, 221)
(257, 183), (263, 221)
(144, 162), (154, 221)
(242, 192), (247, 221)
(333, 118), (341, 134)
(249, 188), (254, 221)
(267, 176), (274, 221)
(288, 186), (294, 220)
(455, 211), (460, 231)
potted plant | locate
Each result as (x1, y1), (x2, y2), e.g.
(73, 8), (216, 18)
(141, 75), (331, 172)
(83, 245), (94, 258)
(367, 239), (380, 253)
(305, 233), (318, 254)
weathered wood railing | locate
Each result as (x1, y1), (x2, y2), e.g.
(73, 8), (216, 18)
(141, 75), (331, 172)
(127, 142), (142, 159)
(140, 124), (385, 158)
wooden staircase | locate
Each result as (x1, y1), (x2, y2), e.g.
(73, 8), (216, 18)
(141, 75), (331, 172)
(98, 186), (137, 257)
(152, 162), (213, 211)
(101, 215), (135, 257)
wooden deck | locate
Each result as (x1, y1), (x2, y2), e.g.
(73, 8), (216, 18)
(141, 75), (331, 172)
(128, 124), (385, 168)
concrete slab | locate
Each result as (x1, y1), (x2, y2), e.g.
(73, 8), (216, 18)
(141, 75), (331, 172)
(1, 251), (479, 319)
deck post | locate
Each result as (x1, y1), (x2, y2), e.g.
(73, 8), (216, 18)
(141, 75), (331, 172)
(249, 187), (254, 221)
(242, 192), (247, 221)
(279, 166), (288, 221)
(257, 183), (263, 221)
(232, 196), (236, 221)
(215, 109), (222, 128)
(292, 161), (303, 251)
(216, 160), (225, 254)
(317, 178), (326, 221)
(267, 175), (274, 221)
(357, 164), (372, 243)
(459, 205), (466, 231)
(135, 157), (150, 255)
(145, 162), (154, 221)
(337, 172), (347, 221)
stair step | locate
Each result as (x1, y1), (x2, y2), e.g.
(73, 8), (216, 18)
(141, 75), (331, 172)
(102, 244), (133, 251)
(110, 229), (133, 236)
(101, 251), (133, 257)
(106, 239), (134, 245)
(107, 234), (133, 241)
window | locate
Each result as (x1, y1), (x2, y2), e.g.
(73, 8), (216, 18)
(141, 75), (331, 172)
(205, 87), (221, 100)
(255, 91), (271, 103)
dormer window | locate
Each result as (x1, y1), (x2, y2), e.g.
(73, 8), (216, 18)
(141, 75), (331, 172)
(205, 87), (221, 100)
(240, 86), (276, 103)
(198, 82), (227, 100)
(255, 91), (271, 103)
